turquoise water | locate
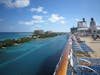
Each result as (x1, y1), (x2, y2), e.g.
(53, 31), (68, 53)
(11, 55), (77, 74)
(0, 34), (68, 75)
(0, 32), (32, 41)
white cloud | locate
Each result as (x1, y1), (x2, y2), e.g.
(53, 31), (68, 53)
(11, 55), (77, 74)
(32, 15), (43, 20)
(19, 15), (44, 25)
(60, 20), (66, 24)
(32, 15), (44, 24)
(19, 20), (33, 25)
(49, 14), (66, 24)
(19, 14), (66, 26)
(30, 6), (48, 14)
(0, 0), (30, 8)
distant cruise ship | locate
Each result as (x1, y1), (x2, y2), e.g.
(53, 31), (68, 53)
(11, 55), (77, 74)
(71, 18), (100, 36)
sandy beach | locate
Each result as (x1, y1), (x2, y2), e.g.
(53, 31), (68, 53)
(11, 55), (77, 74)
(80, 36), (100, 58)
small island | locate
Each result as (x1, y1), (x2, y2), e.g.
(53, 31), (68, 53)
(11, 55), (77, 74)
(0, 30), (66, 49)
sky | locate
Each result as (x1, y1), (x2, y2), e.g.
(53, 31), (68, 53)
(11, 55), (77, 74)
(0, 0), (100, 32)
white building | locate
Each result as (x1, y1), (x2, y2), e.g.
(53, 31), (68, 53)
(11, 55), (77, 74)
(71, 18), (100, 35)
(77, 18), (87, 28)
(77, 18), (88, 36)
(97, 26), (100, 33)
(89, 18), (97, 33)
(34, 30), (44, 35)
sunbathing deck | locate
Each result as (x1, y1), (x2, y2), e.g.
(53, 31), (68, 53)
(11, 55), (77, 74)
(80, 36), (100, 58)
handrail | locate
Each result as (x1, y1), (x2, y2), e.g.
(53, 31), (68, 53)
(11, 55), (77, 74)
(54, 38), (72, 75)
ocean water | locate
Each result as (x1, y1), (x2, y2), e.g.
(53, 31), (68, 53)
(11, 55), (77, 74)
(0, 32), (33, 41)
(0, 33), (69, 75)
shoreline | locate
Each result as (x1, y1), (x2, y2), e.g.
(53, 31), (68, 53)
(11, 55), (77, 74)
(0, 33), (60, 49)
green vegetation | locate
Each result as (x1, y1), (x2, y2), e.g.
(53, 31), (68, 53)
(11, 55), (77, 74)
(33, 33), (58, 38)
(0, 32), (65, 49)
(0, 39), (16, 48)
(0, 37), (33, 48)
